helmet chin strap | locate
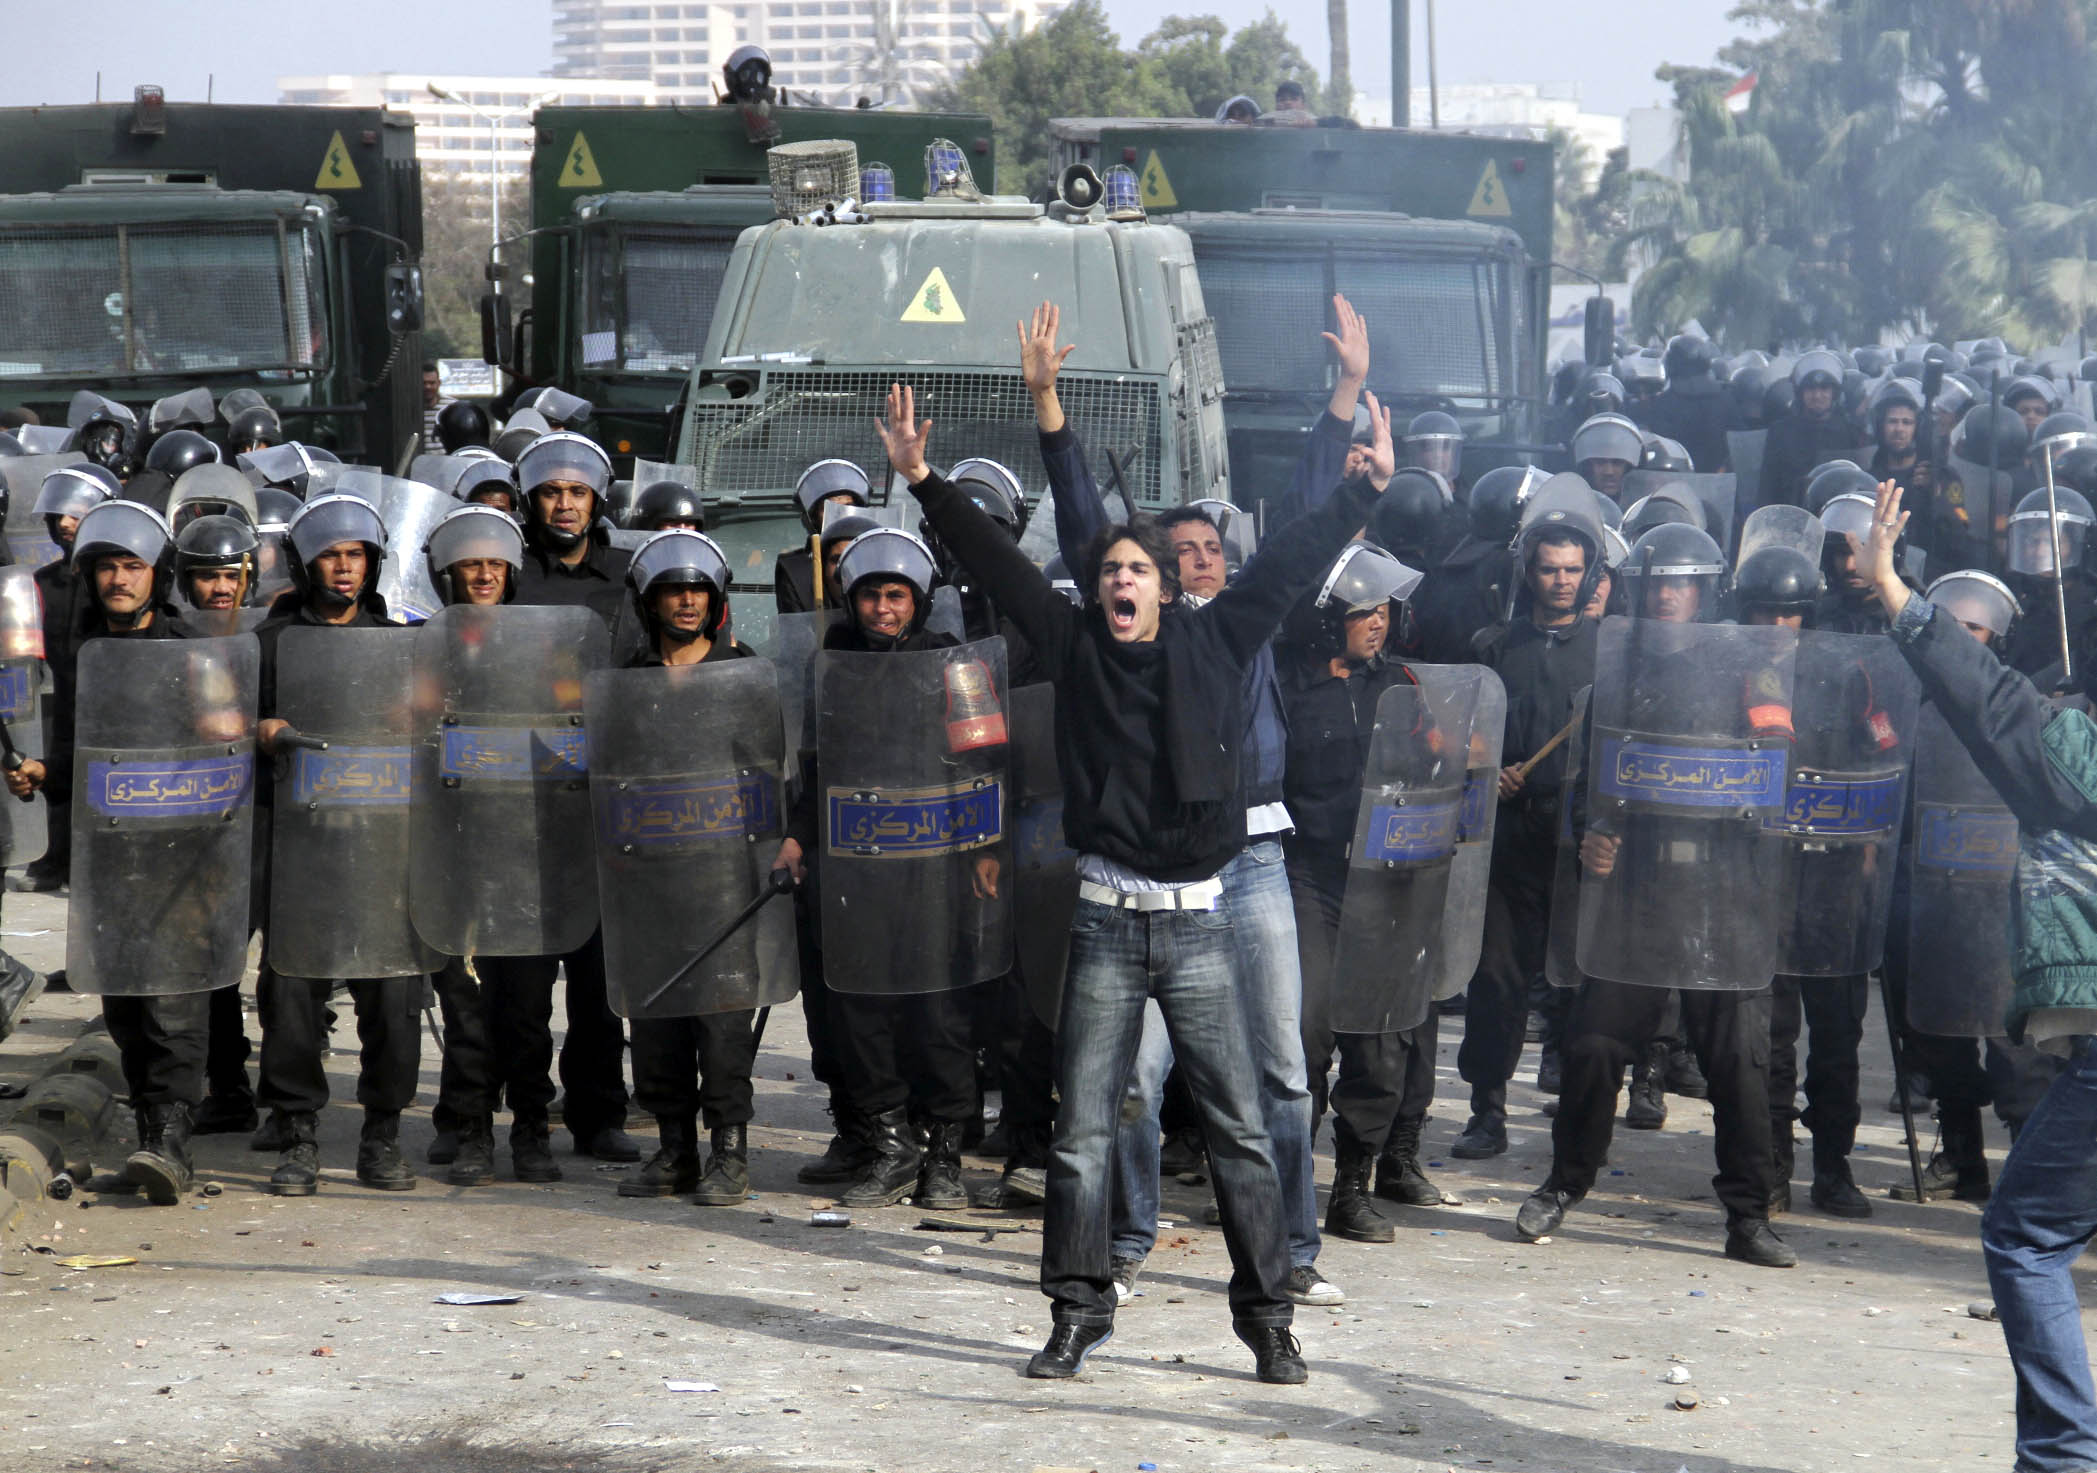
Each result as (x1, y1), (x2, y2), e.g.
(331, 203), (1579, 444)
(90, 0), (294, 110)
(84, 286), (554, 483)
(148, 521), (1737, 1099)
(311, 581), (357, 611)
(658, 619), (705, 646)
(539, 523), (585, 551)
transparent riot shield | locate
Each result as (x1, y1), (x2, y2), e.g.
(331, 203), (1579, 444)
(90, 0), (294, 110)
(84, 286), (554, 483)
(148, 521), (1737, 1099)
(0, 566), (43, 867)
(1907, 702), (2018, 1037)
(1575, 616), (1797, 990)
(308, 466), (450, 623)
(408, 453), (489, 495)
(1950, 457), (2018, 570)
(1430, 664), (1504, 1000)
(1008, 681), (1077, 1028)
(1727, 430), (1766, 509)
(772, 610), (837, 773)
(2, 453), (86, 569)
(269, 626), (439, 980)
(928, 584), (966, 642)
(1545, 687), (1590, 988)
(1622, 471), (1738, 550)
(587, 660), (799, 1019)
(408, 604), (611, 957)
(815, 638), (1013, 995)
(1330, 670), (1480, 1034)
(1736, 504), (1824, 571)
(68, 634), (258, 995)
(1769, 632), (1920, 977)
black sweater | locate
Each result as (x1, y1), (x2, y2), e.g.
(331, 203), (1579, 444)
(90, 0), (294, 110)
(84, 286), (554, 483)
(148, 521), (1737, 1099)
(915, 466), (1381, 882)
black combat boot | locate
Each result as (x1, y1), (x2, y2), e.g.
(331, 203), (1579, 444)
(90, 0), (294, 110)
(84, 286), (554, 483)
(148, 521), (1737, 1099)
(838, 1106), (922, 1208)
(1769, 1127), (1794, 1216)
(446, 1114), (497, 1188)
(798, 1102), (875, 1185)
(1324, 1146), (1395, 1243)
(1809, 1149), (1873, 1218)
(1373, 1120), (1443, 1206)
(191, 1090), (258, 1136)
(1664, 1039), (1709, 1099)
(251, 1109), (297, 1154)
(1724, 1216), (1798, 1267)
(127, 1102), (195, 1206)
(1452, 1085), (1508, 1159)
(0, 951), (42, 1042)
(511, 1114), (563, 1183)
(266, 1111), (320, 1196)
(691, 1124), (750, 1207)
(357, 1109), (417, 1191)
(913, 1120), (967, 1210)
(1891, 1106), (1991, 1201)
(620, 1115), (701, 1197)
(1535, 1041), (1563, 1096)
(1624, 1042), (1669, 1130)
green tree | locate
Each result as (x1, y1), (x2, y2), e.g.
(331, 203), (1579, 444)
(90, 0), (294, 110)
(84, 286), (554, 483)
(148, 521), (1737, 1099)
(418, 171), (527, 362)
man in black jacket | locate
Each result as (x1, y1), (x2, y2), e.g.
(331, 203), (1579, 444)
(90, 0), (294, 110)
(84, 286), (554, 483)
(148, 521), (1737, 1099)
(1760, 351), (1864, 513)
(875, 380), (1392, 1387)
(1641, 336), (1733, 474)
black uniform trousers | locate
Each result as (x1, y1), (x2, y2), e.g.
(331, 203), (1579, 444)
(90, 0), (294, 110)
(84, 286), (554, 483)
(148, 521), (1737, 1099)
(1458, 819), (1556, 1116)
(830, 983), (978, 1123)
(630, 1010), (759, 1128)
(477, 930), (630, 1139)
(432, 955), (557, 1122)
(793, 890), (851, 1104)
(205, 983), (253, 1102)
(1290, 865), (1437, 1158)
(1768, 974), (1866, 1164)
(104, 992), (210, 1108)
(1547, 979), (1776, 1221)
(256, 971), (421, 1115)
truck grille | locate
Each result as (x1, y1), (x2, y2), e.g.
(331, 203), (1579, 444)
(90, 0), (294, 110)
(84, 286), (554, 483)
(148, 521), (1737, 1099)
(681, 369), (1164, 507)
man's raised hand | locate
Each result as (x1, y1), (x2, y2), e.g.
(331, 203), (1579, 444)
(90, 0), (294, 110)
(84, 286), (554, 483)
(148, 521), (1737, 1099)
(1362, 390), (1396, 489)
(1321, 293), (1370, 386)
(1019, 302), (1075, 395)
(876, 382), (933, 484)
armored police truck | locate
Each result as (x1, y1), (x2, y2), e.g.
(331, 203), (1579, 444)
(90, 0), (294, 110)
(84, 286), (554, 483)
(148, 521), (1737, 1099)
(673, 140), (1228, 648)
(1050, 118), (1553, 503)
(0, 92), (425, 469)
(488, 104), (994, 466)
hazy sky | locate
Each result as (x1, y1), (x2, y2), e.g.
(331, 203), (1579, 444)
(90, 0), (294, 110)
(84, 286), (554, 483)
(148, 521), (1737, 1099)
(0, 1), (1742, 119)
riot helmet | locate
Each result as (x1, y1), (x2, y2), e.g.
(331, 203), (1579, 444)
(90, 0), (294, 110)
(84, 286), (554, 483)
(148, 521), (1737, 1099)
(1178, 498), (1258, 570)
(1215, 94), (1262, 124)
(837, 527), (938, 645)
(1621, 487), (1704, 543)
(509, 386), (594, 429)
(627, 528), (734, 642)
(1402, 411), (1464, 482)
(0, 432), (20, 458)
(1639, 435), (1693, 473)
(1664, 334), (1714, 382)
(631, 479), (708, 532)
(224, 403), (283, 457)
(493, 407), (552, 463)
(949, 458), (1029, 534)
(1621, 522), (1726, 623)
(1729, 364), (1771, 426)
(1571, 413), (1643, 496)
(1791, 349), (1844, 395)
(285, 494), (386, 609)
(1805, 462), (1878, 515)
(1510, 472), (1606, 620)
(723, 44), (774, 103)
(1954, 402), (2030, 465)
(1763, 375), (1797, 422)
(1618, 355), (1666, 401)
(2030, 411), (2097, 470)
(167, 463), (259, 535)
(516, 431), (613, 551)
(794, 458), (871, 532)
(174, 514), (260, 611)
(1926, 569), (2021, 648)
(454, 458), (521, 519)
(1467, 464), (1546, 545)
(35, 464), (118, 547)
(425, 504), (525, 607)
(71, 499), (175, 612)
(1817, 492), (1883, 596)
(253, 486), (301, 534)
(2004, 375), (2056, 430)
(1591, 487), (1623, 531)
(237, 442), (333, 499)
(2007, 485), (2095, 577)
(1732, 543), (1824, 622)
(1578, 370), (1627, 418)
(435, 400), (491, 452)
(1870, 377), (1926, 445)
(1300, 542), (1423, 658)
(1364, 470), (1448, 566)
(1853, 345), (1891, 378)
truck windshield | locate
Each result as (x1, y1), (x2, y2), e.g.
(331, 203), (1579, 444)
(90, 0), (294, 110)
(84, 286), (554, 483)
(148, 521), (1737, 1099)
(0, 218), (327, 379)
(1193, 245), (1517, 411)
(579, 227), (738, 375)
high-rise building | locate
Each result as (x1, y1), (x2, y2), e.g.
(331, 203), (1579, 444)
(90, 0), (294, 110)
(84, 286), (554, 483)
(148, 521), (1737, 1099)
(278, 73), (661, 184)
(551, 0), (1062, 107)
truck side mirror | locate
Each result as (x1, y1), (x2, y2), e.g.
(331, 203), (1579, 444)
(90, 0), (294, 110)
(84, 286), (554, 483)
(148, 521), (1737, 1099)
(480, 292), (512, 368)
(1583, 296), (1613, 374)
(385, 262), (424, 334)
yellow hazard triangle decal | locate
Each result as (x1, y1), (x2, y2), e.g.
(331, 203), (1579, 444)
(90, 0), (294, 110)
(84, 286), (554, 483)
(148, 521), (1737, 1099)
(558, 132), (604, 188)
(1138, 151), (1177, 209)
(901, 267), (964, 324)
(1467, 159), (1512, 217)
(315, 131), (362, 191)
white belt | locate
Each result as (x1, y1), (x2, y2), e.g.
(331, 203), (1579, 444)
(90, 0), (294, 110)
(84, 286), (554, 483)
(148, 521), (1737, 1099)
(1077, 878), (1224, 912)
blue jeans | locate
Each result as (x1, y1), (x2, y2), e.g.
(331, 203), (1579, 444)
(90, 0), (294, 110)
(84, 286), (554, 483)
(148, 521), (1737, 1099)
(1040, 894), (1293, 1329)
(1107, 841), (1319, 1268)
(1984, 1035), (2097, 1473)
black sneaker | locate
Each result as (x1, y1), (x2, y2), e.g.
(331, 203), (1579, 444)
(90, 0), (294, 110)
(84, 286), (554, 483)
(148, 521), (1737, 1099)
(1234, 1324), (1308, 1385)
(1110, 1254), (1144, 1307)
(1724, 1218), (1797, 1268)
(1809, 1163), (1873, 1219)
(1285, 1264), (1344, 1308)
(1516, 1187), (1574, 1240)
(1024, 1322), (1113, 1378)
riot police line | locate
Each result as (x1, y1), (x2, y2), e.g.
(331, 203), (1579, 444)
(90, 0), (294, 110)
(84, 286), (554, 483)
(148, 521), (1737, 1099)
(0, 316), (2059, 1389)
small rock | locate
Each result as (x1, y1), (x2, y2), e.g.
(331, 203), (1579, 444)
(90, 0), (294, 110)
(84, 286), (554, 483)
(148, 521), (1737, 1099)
(1864, 1306), (1884, 1317)
(921, 1245), (943, 1257)
(1662, 1366), (1691, 1385)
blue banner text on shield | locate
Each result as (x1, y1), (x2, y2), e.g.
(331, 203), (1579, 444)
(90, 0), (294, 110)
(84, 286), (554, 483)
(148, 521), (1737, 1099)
(87, 754), (253, 819)
(1771, 771), (1905, 836)
(1456, 771), (1493, 842)
(0, 661), (33, 724)
(1917, 804), (2018, 873)
(439, 725), (587, 782)
(601, 772), (780, 847)
(1362, 799), (1461, 863)
(291, 745), (413, 807)
(1016, 797), (1075, 869)
(829, 780), (1003, 857)
(1596, 736), (1787, 809)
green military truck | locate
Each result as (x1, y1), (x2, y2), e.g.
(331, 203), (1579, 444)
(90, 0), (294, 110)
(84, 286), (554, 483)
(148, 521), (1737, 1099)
(0, 93), (425, 468)
(1050, 119), (1553, 502)
(673, 143), (1228, 648)
(491, 104), (993, 466)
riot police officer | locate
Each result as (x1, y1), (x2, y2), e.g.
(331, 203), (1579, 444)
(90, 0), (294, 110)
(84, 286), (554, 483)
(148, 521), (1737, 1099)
(1402, 410), (1465, 492)
(250, 495), (424, 1195)
(614, 531), (764, 1207)
(1571, 413), (1644, 502)
(630, 479), (708, 534)
(1641, 335), (1732, 474)
(1408, 465), (1539, 667)
(776, 460), (870, 613)
(1761, 351), (1865, 512)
